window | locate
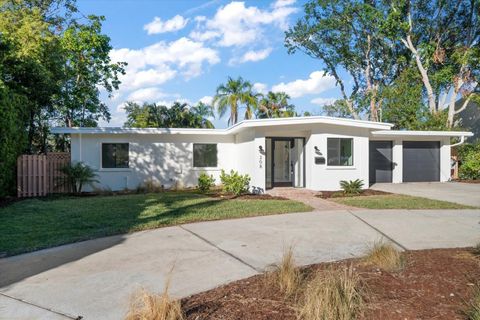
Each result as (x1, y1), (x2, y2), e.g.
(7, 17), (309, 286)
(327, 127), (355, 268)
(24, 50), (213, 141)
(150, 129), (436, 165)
(193, 144), (217, 167)
(327, 138), (353, 166)
(102, 143), (129, 168)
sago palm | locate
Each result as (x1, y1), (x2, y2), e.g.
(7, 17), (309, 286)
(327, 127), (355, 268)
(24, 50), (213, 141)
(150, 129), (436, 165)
(213, 76), (258, 125)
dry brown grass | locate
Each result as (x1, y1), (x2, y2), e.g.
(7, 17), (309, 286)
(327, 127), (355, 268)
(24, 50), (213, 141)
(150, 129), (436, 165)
(125, 278), (184, 320)
(473, 242), (480, 256)
(466, 282), (480, 320)
(265, 246), (303, 298)
(297, 265), (363, 320)
(363, 240), (405, 272)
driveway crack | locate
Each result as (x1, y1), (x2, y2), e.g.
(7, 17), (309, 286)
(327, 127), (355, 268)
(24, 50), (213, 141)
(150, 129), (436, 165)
(0, 292), (82, 319)
(347, 210), (409, 251)
(178, 225), (261, 273)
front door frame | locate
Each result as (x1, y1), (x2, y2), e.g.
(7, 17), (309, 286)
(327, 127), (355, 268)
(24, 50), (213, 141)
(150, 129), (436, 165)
(266, 137), (306, 189)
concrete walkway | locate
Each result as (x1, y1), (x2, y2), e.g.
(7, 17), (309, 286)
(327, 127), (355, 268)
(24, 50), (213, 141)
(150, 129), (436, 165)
(372, 182), (480, 207)
(267, 187), (353, 210)
(1, 209), (479, 319)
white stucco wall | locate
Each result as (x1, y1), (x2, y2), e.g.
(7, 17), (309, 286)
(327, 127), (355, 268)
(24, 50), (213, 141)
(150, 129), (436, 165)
(69, 125), (454, 193)
(305, 125), (371, 191)
(71, 133), (235, 191)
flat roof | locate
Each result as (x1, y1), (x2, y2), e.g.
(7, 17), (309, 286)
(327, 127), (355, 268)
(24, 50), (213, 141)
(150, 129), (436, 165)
(371, 130), (474, 137)
(51, 115), (394, 135)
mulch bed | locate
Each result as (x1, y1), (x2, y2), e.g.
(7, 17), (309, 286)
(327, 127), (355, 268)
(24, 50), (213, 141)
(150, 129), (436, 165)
(207, 193), (288, 200)
(316, 189), (391, 199)
(182, 248), (480, 320)
(452, 179), (480, 184)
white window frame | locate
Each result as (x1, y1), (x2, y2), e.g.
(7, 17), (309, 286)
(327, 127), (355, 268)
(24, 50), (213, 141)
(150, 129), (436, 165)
(326, 137), (354, 168)
(192, 143), (218, 169)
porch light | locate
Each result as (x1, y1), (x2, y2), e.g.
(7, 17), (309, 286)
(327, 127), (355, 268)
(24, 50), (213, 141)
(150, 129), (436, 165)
(259, 145), (264, 152)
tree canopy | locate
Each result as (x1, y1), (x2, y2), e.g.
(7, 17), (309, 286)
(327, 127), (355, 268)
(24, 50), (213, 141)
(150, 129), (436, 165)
(124, 101), (215, 129)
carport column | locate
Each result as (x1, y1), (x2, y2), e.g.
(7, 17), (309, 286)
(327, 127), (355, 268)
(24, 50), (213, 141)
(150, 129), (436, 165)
(440, 138), (451, 182)
(392, 139), (403, 183)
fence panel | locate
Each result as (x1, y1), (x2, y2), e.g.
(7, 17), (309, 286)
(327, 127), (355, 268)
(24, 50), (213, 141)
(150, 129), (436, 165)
(17, 153), (70, 198)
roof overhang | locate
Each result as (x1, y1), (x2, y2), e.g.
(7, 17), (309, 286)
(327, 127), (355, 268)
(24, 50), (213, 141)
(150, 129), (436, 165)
(51, 116), (394, 135)
(371, 130), (474, 138)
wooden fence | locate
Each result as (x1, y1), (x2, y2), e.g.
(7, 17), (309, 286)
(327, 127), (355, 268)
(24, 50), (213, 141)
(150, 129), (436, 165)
(17, 153), (71, 197)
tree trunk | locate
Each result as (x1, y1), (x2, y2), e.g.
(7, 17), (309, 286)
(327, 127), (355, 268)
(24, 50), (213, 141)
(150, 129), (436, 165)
(404, 35), (437, 113)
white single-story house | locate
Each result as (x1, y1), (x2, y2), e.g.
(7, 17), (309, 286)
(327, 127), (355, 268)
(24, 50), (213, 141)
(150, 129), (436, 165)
(52, 116), (473, 192)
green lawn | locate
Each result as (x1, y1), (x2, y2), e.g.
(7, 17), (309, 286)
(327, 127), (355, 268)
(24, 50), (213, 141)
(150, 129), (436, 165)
(331, 194), (474, 209)
(0, 192), (311, 256)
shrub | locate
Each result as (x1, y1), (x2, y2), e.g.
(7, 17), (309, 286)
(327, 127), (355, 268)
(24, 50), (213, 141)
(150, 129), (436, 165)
(458, 143), (480, 180)
(473, 242), (480, 256)
(220, 169), (250, 196)
(339, 179), (364, 194)
(59, 162), (99, 194)
(297, 266), (363, 320)
(125, 288), (184, 320)
(363, 240), (404, 272)
(264, 246), (302, 298)
(197, 172), (215, 193)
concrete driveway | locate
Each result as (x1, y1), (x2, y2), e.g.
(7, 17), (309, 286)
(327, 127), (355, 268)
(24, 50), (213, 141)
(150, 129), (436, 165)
(1, 209), (480, 319)
(371, 182), (480, 207)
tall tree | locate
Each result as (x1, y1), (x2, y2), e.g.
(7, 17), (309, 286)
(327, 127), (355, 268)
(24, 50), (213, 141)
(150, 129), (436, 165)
(257, 91), (296, 118)
(286, 0), (405, 121)
(124, 101), (215, 129)
(54, 15), (126, 127)
(212, 76), (258, 125)
(385, 0), (480, 128)
(191, 102), (215, 128)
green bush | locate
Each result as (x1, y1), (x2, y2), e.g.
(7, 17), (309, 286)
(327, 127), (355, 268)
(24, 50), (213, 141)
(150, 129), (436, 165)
(220, 170), (250, 196)
(458, 143), (480, 180)
(339, 179), (364, 194)
(59, 162), (99, 193)
(197, 172), (215, 193)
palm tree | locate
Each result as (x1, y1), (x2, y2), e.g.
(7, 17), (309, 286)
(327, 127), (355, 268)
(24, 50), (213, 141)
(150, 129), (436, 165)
(213, 76), (258, 126)
(258, 91), (296, 118)
(191, 102), (215, 128)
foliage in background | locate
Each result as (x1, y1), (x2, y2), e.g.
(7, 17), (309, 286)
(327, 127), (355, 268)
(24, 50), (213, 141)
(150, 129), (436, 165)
(124, 101), (215, 128)
(286, 0), (405, 122)
(54, 15), (126, 127)
(197, 172), (215, 193)
(213, 76), (259, 125)
(257, 91), (296, 118)
(339, 179), (364, 195)
(59, 162), (99, 193)
(0, 0), (124, 197)
(457, 142), (480, 180)
(220, 170), (251, 196)
(287, 0), (480, 129)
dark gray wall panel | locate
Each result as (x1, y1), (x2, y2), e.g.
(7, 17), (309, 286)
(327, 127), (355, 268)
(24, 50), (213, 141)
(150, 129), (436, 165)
(369, 141), (393, 184)
(403, 141), (440, 182)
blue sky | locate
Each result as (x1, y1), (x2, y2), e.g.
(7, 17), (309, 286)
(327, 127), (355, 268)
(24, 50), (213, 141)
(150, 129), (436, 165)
(78, 0), (343, 128)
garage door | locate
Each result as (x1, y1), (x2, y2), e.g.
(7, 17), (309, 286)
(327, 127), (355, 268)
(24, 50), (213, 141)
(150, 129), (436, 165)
(369, 141), (393, 184)
(403, 141), (440, 182)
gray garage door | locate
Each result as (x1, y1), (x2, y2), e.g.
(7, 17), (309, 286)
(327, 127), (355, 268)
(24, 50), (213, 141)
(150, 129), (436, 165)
(403, 141), (440, 182)
(369, 141), (393, 184)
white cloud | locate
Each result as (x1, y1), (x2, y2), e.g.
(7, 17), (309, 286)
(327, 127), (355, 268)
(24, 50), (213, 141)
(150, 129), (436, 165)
(127, 87), (166, 102)
(199, 95), (213, 104)
(190, 1), (298, 47)
(253, 82), (268, 94)
(144, 15), (189, 34)
(271, 71), (336, 98)
(111, 37), (220, 94)
(273, 0), (296, 8)
(311, 97), (337, 106)
(232, 48), (273, 64)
